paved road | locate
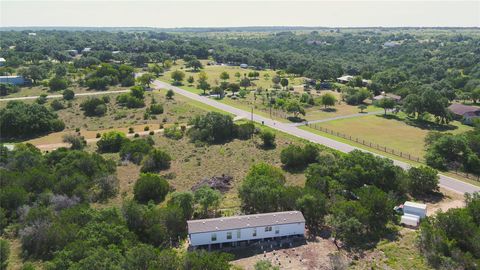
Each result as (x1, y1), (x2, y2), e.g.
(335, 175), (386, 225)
(0, 90), (130, 102)
(154, 80), (480, 195)
(291, 110), (384, 127)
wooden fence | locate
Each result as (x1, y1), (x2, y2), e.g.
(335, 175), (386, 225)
(308, 123), (480, 182)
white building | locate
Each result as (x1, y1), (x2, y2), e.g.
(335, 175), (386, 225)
(400, 201), (427, 227)
(0, 58), (6, 66)
(187, 211), (305, 248)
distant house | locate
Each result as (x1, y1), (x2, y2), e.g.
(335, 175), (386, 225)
(112, 50), (121, 54)
(240, 63), (248, 68)
(336, 75), (354, 84)
(336, 75), (370, 86)
(0, 58), (6, 66)
(448, 104), (480, 125)
(383, 41), (402, 48)
(81, 47), (92, 53)
(66, 50), (78, 56)
(373, 92), (402, 102)
(28, 32), (36, 36)
(0, 76), (25, 85)
(187, 211), (305, 249)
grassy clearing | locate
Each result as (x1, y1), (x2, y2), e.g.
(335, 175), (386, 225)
(311, 113), (472, 158)
(100, 128), (308, 210)
(351, 229), (432, 270)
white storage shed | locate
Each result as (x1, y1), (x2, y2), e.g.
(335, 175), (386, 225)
(403, 201), (427, 218)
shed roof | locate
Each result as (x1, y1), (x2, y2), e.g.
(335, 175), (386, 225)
(0, 58), (5, 62)
(188, 211), (305, 234)
(448, 103), (480, 116)
(404, 201), (427, 210)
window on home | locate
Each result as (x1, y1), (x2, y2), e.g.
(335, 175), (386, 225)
(253, 228), (257, 237)
(211, 233), (217, 241)
(237, 230), (241, 239)
(227, 232), (232, 239)
(265, 226), (272, 232)
(275, 226), (279, 234)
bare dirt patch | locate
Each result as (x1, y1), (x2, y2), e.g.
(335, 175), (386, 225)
(231, 237), (339, 270)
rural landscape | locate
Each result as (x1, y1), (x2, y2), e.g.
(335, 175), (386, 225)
(0, 1), (480, 270)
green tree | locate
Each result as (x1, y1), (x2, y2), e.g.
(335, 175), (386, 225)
(240, 77), (251, 89)
(96, 131), (128, 153)
(187, 76), (194, 85)
(141, 149), (171, 172)
(407, 166), (439, 196)
(374, 98), (395, 115)
(62, 89), (75, 100)
(170, 70), (185, 85)
(358, 104), (367, 113)
(166, 89), (175, 99)
(285, 100), (306, 118)
(137, 73), (155, 88)
(49, 76), (68, 91)
(228, 83), (240, 95)
(188, 112), (235, 143)
(259, 129), (276, 148)
(134, 173), (170, 204)
(194, 186), (221, 217)
(167, 191), (194, 219)
(321, 93), (337, 108)
(149, 64), (164, 77)
(280, 78), (289, 90)
(220, 71), (230, 82)
(184, 250), (233, 270)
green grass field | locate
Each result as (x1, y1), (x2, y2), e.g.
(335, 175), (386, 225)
(310, 113), (472, 158)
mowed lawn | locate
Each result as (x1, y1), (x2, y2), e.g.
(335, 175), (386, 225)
(314, 114), (472, 157)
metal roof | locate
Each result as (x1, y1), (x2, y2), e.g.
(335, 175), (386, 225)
(448, 103), (480, 116)
(404, 201), (427, 210)
(187, 211), (305, 234)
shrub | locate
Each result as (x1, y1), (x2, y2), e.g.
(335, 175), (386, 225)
(133, 173), (170, 204)
(188, 112), (235, 143)
(49, 76), (68, 91)
(144, 126), (149, 131)
(96, 131), (128, 153)
(149, 131), (154, 135)
(80, 97), (107, 116)
(164, 125), (183, 140)
(0, 83), (19, 96)
(134, 133), (140, 138)
(280, 145), (305, 168)
(141, 149), (171, 172)
(96, 133), (101, 138)
(149, 104), (164, 114)
(63, 134), (86, 150)
(259, 129), (276, 148)
(236, 122), (254, 140)
(0, 239), (10, 270)
(128, 127), (134, 134)
(50, 99), (65, 111)
(36, 94), (48, 104)
(280, 144), (318, 169)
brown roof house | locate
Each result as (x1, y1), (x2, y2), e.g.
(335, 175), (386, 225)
(373, 92), (402, 103)
(448, 104), (480, 125)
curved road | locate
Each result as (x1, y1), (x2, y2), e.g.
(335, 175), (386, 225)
(154, 80), (480, 195)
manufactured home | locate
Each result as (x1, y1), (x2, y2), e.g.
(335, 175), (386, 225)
(187, 211), (305, 249)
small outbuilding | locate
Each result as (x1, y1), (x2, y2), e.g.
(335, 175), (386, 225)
(0, 76), (25, 85)
(399, 201), (427, 227)
(373, 92), (402, 102)
(240, 63), (248, 68)
(0, 58), (6, 66)
(448, 103), (480, 125)
(187, 211), (305, 249)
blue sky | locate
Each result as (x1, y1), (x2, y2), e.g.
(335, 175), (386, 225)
(1, 1), (479, 27)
